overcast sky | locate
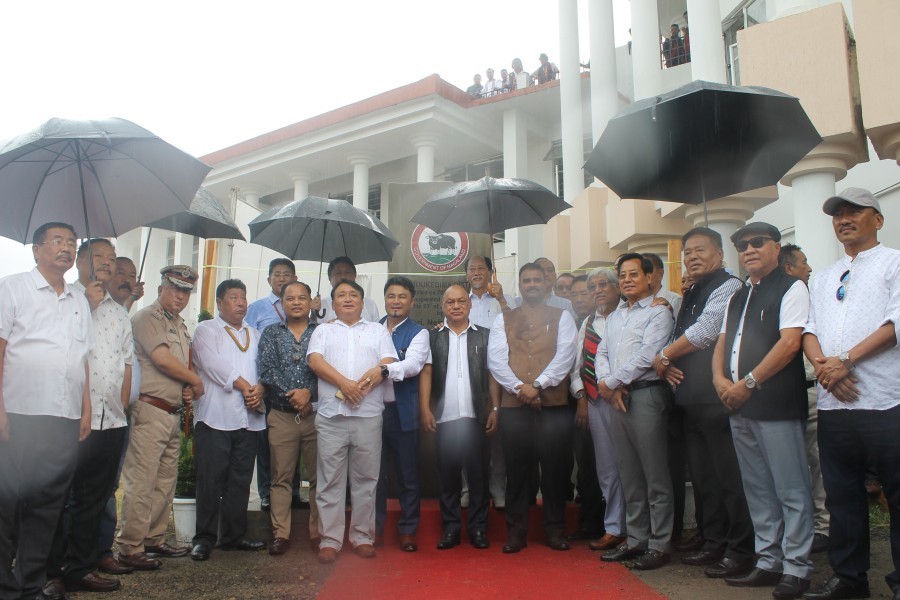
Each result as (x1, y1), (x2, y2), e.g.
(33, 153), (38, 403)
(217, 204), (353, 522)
(0, 0), (631, 278)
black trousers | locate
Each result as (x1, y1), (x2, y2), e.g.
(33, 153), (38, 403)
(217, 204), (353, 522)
(435, 418), (490, 537)
(192, 423), (257, 547)
(0, 414), (79, 600)
(572, 424), (604, 536)
(682, 403), (754, 559)
(819, 405), (900, 592)
(47, 426), (127, 580)
(500, 405), (573, 541)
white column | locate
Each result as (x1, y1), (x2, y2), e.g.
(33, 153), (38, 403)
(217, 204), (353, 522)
(503, 109), (528, 259)
(289, 168), (318, 202)
(588, 0), (619, 145)
(790, 172), (840, 265)
(686, 0), (727, 83)
(559, 0), (585, 205)
(631, 0), (662, 99)
(410, 135), (439, 183)
(347, 152), (375, 211)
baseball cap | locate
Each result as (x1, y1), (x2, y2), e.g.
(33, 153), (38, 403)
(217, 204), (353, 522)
(822, 187), (881, 216)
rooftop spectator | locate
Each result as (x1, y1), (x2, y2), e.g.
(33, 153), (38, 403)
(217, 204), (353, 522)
(511, 58), (531, 90)
(482, 68), (501, 95)
(534, 53), (559, 84)
(500, 68), (511, 91)
(466, 74), (483, 98)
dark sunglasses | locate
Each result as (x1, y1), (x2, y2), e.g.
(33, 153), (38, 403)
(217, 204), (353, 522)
(734, 236), (774, 253)
(836, 270), (850, 302)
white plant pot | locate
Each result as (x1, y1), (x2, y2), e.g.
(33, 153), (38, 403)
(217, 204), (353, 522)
(172, 497), (196, 545)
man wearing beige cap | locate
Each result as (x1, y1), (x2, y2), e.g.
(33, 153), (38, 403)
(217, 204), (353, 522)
(802, 188), (900, 600)
(116, 265), (204, 571)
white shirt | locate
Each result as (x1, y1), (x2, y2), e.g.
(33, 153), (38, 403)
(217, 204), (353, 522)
(307, 319), (398, 418)
(570, 310), (609, 396)
(192, 316), (266, 432)
(488, 309), (578, 395)
(514, 70), (530, 89)
(382, 321), (431, 403)
(804, 244), (900, 411)
(319, 295), (380, 324)
(0, 269), (94, 419)
(436, 323), (478, 423)
(73, 281), (134, 430)
(482, 78), (501, 94)
(597, 295), (674, 388)
(469, 290), (502, 329)
(656, 288), (683, 317)
(722, 279), (809, 382)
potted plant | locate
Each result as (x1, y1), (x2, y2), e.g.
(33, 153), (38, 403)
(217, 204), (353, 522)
(172, 408), (197, 544)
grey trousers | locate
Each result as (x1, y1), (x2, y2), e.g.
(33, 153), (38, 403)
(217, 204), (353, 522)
(588, 398), (626, 536)
(315, 413), (382, 551)
(805, 387), (829, 535)
(610, 385), (673, 552)
(730, 414), (814, 578)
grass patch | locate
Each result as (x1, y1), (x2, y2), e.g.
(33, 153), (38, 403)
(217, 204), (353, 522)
(870, 504), (890, 529)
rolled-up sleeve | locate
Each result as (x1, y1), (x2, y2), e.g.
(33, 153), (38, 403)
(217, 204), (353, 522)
(683, 278), (741, 349)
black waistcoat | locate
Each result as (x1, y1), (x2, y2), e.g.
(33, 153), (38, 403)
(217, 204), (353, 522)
(429, 325), (491, 424)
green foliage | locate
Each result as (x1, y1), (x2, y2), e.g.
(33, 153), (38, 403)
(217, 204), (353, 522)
(175, 416), (196, 498)
(198, 309), (213, 322)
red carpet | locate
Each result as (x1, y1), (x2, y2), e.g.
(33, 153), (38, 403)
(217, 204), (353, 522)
(318, 499), (666, 600)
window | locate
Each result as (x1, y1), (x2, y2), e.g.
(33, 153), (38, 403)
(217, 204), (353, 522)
(332, 184), (383, 219)
(166, 237), (175, 266)
(191, 237), (200, 271)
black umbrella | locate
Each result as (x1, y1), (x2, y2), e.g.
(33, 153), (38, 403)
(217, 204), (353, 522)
(584, 80), (822, 220)
(409, 176), (570, 268)
(137, 187), (246, 279)
(248, 196), (399, 313)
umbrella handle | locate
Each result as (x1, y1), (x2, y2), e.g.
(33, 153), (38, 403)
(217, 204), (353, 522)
(315, 309), (326, 319)
(137, 227), (153, 281)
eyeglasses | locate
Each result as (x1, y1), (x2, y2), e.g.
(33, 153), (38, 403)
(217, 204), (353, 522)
(734, 236), (774, 253)
(836, 270), (850, 302)
(38, 238), (78, 250)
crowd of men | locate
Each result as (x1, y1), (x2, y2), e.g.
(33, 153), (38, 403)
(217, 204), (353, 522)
(466, 53), (560, 98)
(0, 185), (897, 600)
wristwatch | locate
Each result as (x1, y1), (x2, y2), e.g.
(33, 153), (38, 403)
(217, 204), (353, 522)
(659, 347), (671, 366)
(492, 405), (500, 412)
(745, 371), (758, 390)
(839, 351), (853, 369)
(380, 365), (389, 379)
(533, 379), (542, 390)
(575, 390), (585, 400)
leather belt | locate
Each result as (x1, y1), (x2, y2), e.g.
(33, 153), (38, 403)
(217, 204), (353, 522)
(627, 380), (666, 392)
(139, 394), (183, 415)
(270, 404), (299, 415)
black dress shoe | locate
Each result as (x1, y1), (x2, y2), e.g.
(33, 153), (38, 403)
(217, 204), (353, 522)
(802, 576), (870, 599)
(145, 543), (190, 558)
(547, 536), (570, 551)
(190, 543), (210, 561)
(633, 549), (670, 570)
(269, 538), (290, 556)
(811, 533), (829, 554)
(892, 586), (899, 600)
(292, 497), (310, 509)
(704, 556), (755, 578)
(220, 539), (266, 551)
(437, 532), (460, 550)
(601, 545), (644, 562)
(260, 496), (271, 511)
(36, 578), (68, 600)
(773, 575), (811, 600)
(502, 539), (527, 554)
(65, 572), (121, 592)
(681, 549), (724, 566)
(470, 531), (490, 550)
(725, 567), (782, 587)
(674, 535), (706, 553)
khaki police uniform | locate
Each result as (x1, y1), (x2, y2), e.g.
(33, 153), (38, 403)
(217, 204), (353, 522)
(116, 267), (195, 556)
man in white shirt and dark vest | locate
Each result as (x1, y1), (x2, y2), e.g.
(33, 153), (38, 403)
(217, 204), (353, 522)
(488, 262), (577, 554)
(802, 188), (900, 600)
(189, 279), (266, 561)
(712, 222), (814, 600)
(0, 222), (93, 600)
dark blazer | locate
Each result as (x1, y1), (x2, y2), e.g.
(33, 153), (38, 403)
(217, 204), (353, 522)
(428, 323), (491, 425)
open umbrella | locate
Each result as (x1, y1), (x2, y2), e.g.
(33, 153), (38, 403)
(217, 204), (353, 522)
(409, 175), (570, 268)
(583, 80), (822, 221)
(137, 187), (245, 279)
(248, 195), (399, 313)
(0, 117), (210, 243)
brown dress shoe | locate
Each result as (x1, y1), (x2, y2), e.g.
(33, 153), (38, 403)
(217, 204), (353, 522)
(65, 572), (121, 592)
(116, 552), (162, 571)
(589, 533), (627, 551)
(317, 547), (338, 564)
(354, 543), (376, 559)
(96, 556), (134, 575)
(269, 538), (290, 556)
(144, 543), (190, 558)
(399, 534), (418, 552)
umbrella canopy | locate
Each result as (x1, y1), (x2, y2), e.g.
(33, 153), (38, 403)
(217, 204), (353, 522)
(583, 80), (822, 204)
(248, 195), (399, 266)
(410, 176), (570, 235)
(0, 117), (210, 242)
(145, 187), (244, 241)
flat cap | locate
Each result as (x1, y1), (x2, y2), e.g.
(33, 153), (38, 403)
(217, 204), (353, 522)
(823, 187), (881, 216)
(160, 265), (198, 290)
(730, 222), (781, 244)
